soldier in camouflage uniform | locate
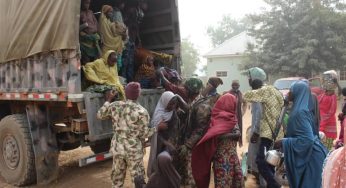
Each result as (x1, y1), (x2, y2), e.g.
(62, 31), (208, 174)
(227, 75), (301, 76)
(97, 82), (167, 188)
(177, 77), (223, 187)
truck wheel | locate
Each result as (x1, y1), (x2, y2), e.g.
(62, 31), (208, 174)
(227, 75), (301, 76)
(0, 114), (36, 186)
(89, 139), (111, 154)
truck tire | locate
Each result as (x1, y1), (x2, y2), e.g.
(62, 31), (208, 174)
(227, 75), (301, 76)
(0, 114), (36, 186)
(89, 138), (111, 154)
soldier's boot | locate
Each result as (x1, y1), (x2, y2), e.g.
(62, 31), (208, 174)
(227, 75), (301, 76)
(134, 175), (146, 188)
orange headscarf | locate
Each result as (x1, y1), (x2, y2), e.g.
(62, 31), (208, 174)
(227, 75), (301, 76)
(102, 5), (113, 14)
(135, 48), (153, 66)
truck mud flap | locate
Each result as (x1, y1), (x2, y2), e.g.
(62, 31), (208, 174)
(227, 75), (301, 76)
(83, 92), (113, 141)
(26, 104), (59, 185)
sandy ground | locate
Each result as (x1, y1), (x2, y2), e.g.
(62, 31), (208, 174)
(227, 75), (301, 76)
(0, 105), (341, 188)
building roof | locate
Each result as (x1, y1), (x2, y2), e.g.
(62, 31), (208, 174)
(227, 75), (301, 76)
(204, 32), (254, 58)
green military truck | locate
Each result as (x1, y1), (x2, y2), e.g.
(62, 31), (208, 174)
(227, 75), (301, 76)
(0, 0), (180, 186)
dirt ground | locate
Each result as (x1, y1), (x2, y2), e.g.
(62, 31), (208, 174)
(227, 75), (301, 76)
(0, 105), (341, 188)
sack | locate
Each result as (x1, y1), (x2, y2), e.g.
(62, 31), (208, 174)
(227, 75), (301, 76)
(275, 162), (289, 186)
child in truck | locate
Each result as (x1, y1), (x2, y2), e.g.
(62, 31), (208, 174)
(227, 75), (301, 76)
(80, 0), (101, 64)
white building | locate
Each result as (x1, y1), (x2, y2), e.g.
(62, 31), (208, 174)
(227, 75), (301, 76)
(204, 32), (346, 94)
(204, 32), (253, 93)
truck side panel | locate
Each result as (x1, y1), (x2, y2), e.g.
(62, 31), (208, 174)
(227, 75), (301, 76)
(0, 50), (81, 95)
(83, 89), (164, 141)
(83, 92), (113, 142)
(138, 89), (164, 117)
(140, 0), (181, 72)
(141, 0), (180, 54)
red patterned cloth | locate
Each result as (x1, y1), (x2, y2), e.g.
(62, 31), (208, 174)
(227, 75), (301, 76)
(213, 138), (243, 188)
(318, 93), (337, 139)
(191, 94), (238, 188)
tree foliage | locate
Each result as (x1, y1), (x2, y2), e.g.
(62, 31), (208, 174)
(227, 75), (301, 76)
(181, 38), (200, 77)
(207, 15), (249, 47)
(245, 0), (346, 77)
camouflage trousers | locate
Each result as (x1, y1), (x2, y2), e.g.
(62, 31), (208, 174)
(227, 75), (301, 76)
(111, 155), (145, 188)
(176, 149), (196, 188)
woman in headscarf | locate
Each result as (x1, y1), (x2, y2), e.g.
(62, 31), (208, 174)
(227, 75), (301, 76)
(83, 50), (125, 99)
(143, 91), (184, 188)
(134, 48), (158, 88)
(99, 5), (125, 57)
(322, 89), (345, 187)
(191, 93), (243, 188)
(318, 72), (338, 150)
(275, 81), (327, 188)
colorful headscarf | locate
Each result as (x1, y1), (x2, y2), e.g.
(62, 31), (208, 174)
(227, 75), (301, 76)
(184, 78), (203, 95)
(322, 70), (338, 91)
(164, 68), (182, 82)
(134, 48), (156, 81)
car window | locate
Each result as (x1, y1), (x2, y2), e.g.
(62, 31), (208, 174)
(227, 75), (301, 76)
(273, 80), (297, 90)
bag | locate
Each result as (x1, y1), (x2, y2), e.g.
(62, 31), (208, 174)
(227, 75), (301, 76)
(275, 162), (289, 186)
(264, 103), (288, 145)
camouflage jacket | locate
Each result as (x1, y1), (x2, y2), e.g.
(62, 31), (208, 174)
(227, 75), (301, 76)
(184, 95), (213, 149)
(97, 100), (155, 158)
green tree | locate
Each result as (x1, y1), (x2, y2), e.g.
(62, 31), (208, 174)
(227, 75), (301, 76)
(207, 15), (249, 47)
(245, 0), (346, 77)
(181, 38), (200, 77)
